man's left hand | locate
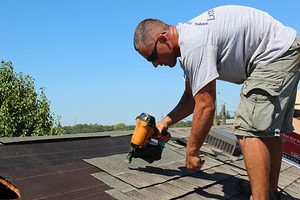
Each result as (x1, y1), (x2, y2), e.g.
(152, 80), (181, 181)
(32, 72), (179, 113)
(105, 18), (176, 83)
(185, 151), (205, 171)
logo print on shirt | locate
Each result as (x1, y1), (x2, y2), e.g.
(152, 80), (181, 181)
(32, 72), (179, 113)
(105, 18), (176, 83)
(193, 9), (215, 21)
(186, 9), (215, 26)
(194, 14), (209, 20)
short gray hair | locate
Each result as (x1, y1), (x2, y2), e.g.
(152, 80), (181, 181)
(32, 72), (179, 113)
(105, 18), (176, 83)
(133, 19), (169, 51)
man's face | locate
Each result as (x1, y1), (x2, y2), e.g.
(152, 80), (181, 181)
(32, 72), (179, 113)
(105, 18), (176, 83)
(138, 38), (177, 68)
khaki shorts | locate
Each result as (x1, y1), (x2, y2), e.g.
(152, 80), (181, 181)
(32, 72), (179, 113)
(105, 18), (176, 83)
(234, 36), (300, 137)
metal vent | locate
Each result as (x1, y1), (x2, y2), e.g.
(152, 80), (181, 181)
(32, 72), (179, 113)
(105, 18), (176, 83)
(205, 129), (240, 156)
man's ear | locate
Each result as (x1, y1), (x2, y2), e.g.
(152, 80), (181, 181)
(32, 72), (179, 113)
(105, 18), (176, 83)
(158, 33), (169, 47)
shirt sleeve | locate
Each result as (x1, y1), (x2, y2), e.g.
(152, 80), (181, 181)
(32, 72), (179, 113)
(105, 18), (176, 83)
(181, 45), (219, 96)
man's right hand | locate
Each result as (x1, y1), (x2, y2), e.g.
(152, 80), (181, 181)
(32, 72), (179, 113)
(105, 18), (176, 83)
(153, 119), (170, 141)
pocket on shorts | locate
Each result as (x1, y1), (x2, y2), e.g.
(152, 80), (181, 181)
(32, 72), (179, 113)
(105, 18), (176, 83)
(234, 71), (284, 132)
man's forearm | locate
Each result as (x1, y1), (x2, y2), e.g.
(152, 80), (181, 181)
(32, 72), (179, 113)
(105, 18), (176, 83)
(185, 104), (215, 171)
(186, 79), (216, 156)
(187, 105), (215, 155)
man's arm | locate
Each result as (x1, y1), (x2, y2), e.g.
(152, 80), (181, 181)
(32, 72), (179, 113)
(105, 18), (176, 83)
(155, 82), (195, 137)
(186, 79), (216, 171)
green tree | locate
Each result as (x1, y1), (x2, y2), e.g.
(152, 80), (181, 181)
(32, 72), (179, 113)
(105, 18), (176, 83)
(174, 120), (192, 128)
(125, 125), (135, 130)
(114, 123), (126, 131)
(0, 61), (65, 137)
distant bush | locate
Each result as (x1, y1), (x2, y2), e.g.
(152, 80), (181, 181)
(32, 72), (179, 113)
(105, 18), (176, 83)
(63, 123), (114, 134)
(63, 121), (192, 134)
(63, 123), (136, 134)
(174, 121), (192, 128)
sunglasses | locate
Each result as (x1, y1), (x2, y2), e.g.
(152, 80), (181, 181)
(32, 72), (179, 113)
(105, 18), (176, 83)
(147, 32), (166, 62)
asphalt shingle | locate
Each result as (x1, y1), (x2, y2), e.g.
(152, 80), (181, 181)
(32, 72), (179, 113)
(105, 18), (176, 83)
(92, 172), (135, 193)
(284, 178), (300, 199)
(105, 189), (133, 200)
(153, 182), (187, 198)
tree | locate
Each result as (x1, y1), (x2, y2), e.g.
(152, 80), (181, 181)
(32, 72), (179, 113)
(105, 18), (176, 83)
(0, 61), (65, 137)
(174, 120), (192, 128)
(114, 123), (126, 131)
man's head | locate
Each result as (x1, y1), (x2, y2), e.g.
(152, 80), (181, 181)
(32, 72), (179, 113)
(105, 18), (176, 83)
(134, 19), (180, 68)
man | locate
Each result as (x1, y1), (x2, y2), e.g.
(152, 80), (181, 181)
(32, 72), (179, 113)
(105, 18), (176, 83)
(133, 5), (299, 200)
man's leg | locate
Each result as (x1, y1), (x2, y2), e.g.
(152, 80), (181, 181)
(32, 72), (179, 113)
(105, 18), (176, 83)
(237, 136), (269, 200)
(264, 136), (283, 193)
(235, 36), (300, 199)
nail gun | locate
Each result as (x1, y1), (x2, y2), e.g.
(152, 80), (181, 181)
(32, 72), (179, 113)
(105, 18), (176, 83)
(127, 113), (171, 164)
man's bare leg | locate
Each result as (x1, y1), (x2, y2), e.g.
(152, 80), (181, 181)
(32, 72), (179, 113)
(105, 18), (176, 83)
(237, 136), (269, 200)
(263, 136), (283, 193)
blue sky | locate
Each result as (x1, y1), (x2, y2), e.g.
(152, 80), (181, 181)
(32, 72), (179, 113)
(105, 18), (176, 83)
(1, 0), (299, 126)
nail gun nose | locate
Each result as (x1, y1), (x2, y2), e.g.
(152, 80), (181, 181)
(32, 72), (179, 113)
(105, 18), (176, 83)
(126, 146), (136, 163)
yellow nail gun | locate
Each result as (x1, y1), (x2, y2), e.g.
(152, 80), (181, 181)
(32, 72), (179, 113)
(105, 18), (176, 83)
(127, 113), (171, 163)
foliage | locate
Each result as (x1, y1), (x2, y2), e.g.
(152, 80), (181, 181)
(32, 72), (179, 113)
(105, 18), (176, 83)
(63, 123), (136, 134)
(0, 61), (65, 137)
(63, 121), (193, 134)
(174, 120), (192, 128)
(63, 123), (113, 134)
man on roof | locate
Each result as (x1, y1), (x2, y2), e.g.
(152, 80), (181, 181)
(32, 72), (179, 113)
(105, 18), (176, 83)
(133, 5), (299, 200)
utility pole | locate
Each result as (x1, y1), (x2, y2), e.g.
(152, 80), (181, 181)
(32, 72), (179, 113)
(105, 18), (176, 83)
(214, 100), (218, 126)
(222, 104), (226, 125)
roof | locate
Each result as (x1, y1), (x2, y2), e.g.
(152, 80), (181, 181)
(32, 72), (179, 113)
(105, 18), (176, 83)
(0, 127), (299, 200)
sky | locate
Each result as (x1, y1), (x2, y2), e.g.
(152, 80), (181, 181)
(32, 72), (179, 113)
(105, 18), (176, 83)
(1, 0), (299, 127)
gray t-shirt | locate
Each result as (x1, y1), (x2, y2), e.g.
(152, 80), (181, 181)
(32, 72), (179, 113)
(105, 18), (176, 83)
(176, 5), (297, 96)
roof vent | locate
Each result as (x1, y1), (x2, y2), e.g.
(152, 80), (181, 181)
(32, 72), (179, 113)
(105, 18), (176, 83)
(205, 129), (241, 156)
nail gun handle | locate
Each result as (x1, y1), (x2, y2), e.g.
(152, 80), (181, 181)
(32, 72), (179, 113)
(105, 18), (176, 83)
(161, 130), (170, 136)
(153, 129), (171, 143)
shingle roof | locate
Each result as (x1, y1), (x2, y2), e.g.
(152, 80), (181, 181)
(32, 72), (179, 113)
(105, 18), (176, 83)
(0, 127), (299, 200)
